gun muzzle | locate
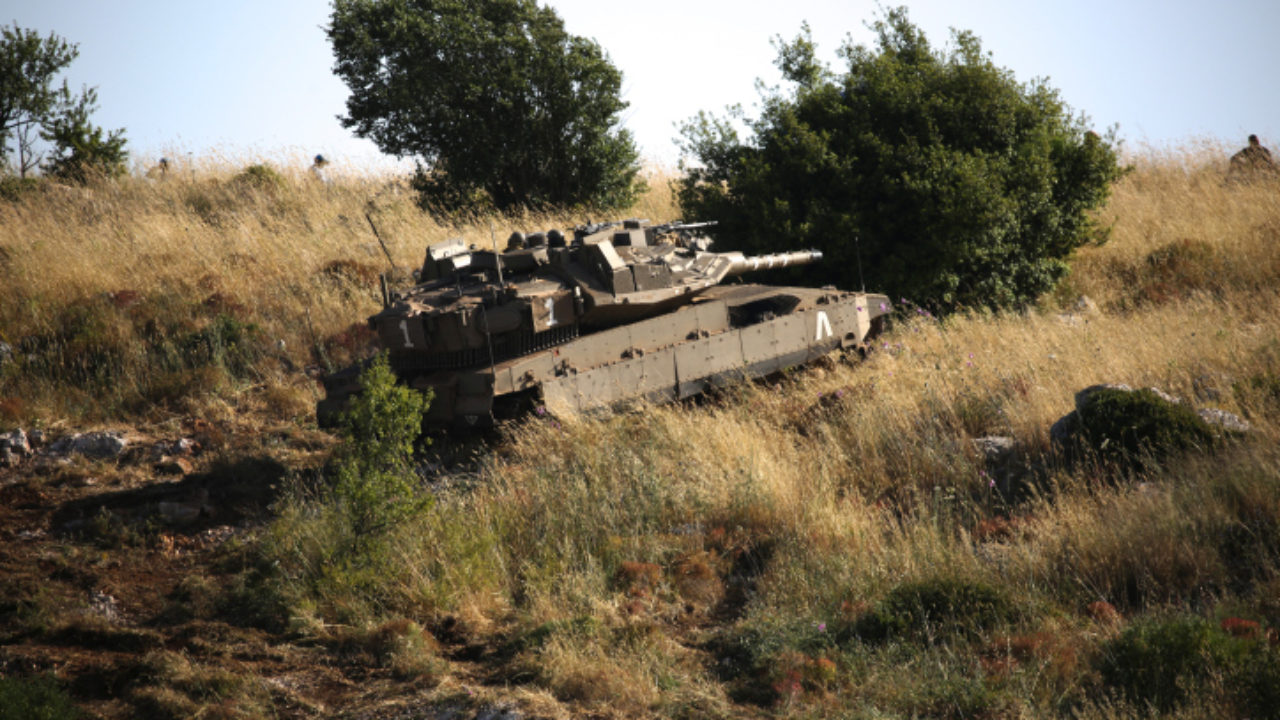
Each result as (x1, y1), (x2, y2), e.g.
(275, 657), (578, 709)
(724, 250), (823, 276)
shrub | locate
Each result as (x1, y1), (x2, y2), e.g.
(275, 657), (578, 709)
(244, 353), (433, 626)
(175, 313), (263, 378)
(1131, 238), (1221, 306)
(852, 577), (1014, 643)
(329, 619), (444, 682)
(1075, 388), (1221, 466)
(677, 7), (1122, 311)
(330, 352), (432, 549)
(0, 674), (79, 720)
(1097, 615), (1280, 715)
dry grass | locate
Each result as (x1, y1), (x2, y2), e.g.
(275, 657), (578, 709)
(4, 146), (1280, 717)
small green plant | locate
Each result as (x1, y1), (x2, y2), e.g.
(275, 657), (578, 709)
(0, 674), (80, 720)
(244, 352), (434, 625)
(331, 352), (432, 551)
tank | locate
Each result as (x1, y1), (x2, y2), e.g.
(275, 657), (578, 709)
(318, 219), (891, 429)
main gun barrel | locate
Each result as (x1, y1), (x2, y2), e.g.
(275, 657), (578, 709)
(723, 250), (823, 277)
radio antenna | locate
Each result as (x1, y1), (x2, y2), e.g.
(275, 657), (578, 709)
(855, 233), (866, 293)
(490, 223), (505, 287)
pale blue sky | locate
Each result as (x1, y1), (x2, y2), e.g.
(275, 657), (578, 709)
(4, 0), (1278, 172)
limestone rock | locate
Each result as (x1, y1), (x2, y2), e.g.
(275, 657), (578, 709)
(48, 431), (129, 459)
(1197, 408), (1251, 433)
(1144, 386), (1182, 406)
(972, 436), (1016, 464)
(1, 428), (30, 455)
(87, 589), (121, 622)
(0, 429), (30, 468)
(1074, 295), (1099, 314)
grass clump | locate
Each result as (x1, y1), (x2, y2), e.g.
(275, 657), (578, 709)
(1097, 614), (1280, 717)
(2, 292), (268, 419)
(233, 163), (286, 193)
(129, 650), (272, 720)
(327, 618), (445, 682)
(0, 176), (41, 203)
(0, 675), (80, 720)
(248, 352), (432, 625)
(852, 577), (1016, 644)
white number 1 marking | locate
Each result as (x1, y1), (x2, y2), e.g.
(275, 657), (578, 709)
(544, 297), (558, 327)
(399, 319), (414, 348)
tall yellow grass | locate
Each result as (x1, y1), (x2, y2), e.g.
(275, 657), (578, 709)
(5, 147), (1280, 717)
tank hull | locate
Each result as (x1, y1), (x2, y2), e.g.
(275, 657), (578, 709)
(340, 284), (888, 429)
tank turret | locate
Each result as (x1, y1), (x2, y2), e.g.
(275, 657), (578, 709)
(319, 219), (889, 429)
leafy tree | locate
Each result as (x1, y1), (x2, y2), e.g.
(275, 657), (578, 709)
(328, 0), (643, 214)
(0, 23), (126, 183)
(677, 9), (1123, 311)
(40, 87), (127, 182)
(0, 24), (76, 178)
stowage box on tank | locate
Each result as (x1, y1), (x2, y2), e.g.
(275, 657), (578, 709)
(318, 219), (891, 429)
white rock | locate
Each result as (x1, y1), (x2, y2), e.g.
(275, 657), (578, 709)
(1197, 408), (1251, 433)
(0, 429), (29, 455)
(48, 431), (129, 459)
(1144, 387), (1182, 405)
(1074, 295), (1099, 314)
(972, 436), (1016, 463)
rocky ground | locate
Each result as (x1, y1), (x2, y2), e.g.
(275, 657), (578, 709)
(0, 420), (486, 719)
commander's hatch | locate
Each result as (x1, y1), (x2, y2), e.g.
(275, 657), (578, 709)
(420, 236), (470, 282)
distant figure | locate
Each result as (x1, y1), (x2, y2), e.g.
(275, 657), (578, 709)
(311, 154), (331, 184)
(146, 157), (170, 180)
(1228, 134), (1278, 182)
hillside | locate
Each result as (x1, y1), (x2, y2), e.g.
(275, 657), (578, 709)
(1, 149), (1278, 719)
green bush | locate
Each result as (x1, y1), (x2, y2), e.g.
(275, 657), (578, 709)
(1097, 615), (1280, 716)
(175, 313), (262, 378)
(852, 577), (1013, 643)
(1076, 388), (1221, 465)
(3, 296), (271, 416)
(0, 675), (79, 720)
(677, 7), (1122, 311)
